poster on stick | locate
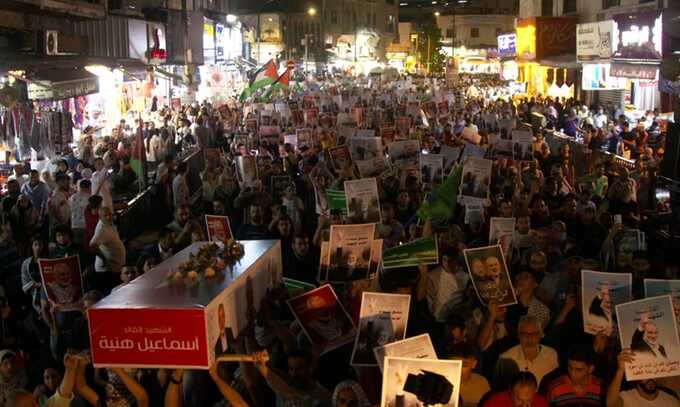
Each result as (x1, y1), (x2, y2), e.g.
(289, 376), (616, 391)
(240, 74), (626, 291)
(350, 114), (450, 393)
(350, 292), (411, 366)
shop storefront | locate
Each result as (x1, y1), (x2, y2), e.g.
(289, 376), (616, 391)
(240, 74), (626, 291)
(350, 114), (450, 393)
(611, 10), (663, 112)
(199, 18), (247, 104)
(516, 17), (578, 97)
(577, 20), (625, 108)
(450, 47), (500, 76)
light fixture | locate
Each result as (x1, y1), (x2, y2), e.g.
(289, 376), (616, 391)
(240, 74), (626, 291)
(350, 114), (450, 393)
(226, 14), (237, 23)
(308, 7), (317, 16)
(434, 11), (440, 16)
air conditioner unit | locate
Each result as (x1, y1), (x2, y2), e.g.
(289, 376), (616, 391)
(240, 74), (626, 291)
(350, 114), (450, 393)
(43, 30), (84, 56)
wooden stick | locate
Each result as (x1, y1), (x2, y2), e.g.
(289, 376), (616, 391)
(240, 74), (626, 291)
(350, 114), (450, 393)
(216, 353), (269, 363)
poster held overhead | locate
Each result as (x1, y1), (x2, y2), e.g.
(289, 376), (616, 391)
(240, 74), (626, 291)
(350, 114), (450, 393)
(616, 295), (680, 380)
(464, 245), (516, 307)
(39, 255), (84, 312)
(581, 270), (632, 336)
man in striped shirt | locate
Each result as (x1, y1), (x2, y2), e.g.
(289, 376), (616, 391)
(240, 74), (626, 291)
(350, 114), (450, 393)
(545, 346), (603, 406)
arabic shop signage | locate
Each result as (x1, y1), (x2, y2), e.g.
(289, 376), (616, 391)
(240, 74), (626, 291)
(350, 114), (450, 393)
(27, 77), (99, 101)
(577, 21), (614, 62)
(611, 63), (659, 80)
(517, 17), (577, 62)
(613, 10), (663, 62)
(497, 33), (516, 58)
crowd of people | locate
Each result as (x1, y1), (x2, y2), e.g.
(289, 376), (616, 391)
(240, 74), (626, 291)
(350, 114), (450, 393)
(0, 71), (676, 407)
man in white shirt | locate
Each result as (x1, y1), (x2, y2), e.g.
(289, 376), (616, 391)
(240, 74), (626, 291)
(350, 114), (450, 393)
(496, 315), (559, 387)
(48, 174), (71, 229)
(91, 158), (113, 210)
(427, 247), (469, 322)
(172, 162), (190, 210)
(69, 179), (91, 245)
(607, 349), (679, 407)
(89, 206), (126, 290)
(594, 107), (608, 129)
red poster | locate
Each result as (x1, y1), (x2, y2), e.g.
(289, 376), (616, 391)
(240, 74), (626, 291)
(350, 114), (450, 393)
(39, 256), (83, 311)
(205, 215), (233, 242)
(287, 284), (355, 354)
(89, 308), (208, 368)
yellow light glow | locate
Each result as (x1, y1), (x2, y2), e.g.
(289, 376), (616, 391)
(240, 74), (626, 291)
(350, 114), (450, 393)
(516, 23), (536, 61)
(308, 7), (317, 16)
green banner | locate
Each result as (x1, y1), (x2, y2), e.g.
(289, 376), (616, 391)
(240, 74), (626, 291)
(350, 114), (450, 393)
(283, 277), (316, 297)
(326, 189), (348, 215)
(382, 236), (439, 269)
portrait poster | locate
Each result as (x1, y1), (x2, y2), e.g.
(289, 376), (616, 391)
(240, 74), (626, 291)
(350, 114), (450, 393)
(326, 224), (375, 282)
(329, 145), (353, 173)
(459, 156), (492, 204)
(270, 175), (292, 202)
(381, 357), (462, 407)
(388, 140), (421, 170)
(489, 217), (516, 258)
(287, 284), (356, 354)
(382, 236), (439, 270)
(460, 144), (487, 162)
(581, 270), (632, 335)
(349, 137), (383, 161)
(283, 134), (297, 150)
(39, 255), (83, 311)
(344, 178), (382, 224)
(205, 215), (233, 242)
(396, 116), (411, 139)
(644, 279), (680, 330)
(351, 292), (411, 366)
(381, 127), (396, 144)
(616, 296), (680, 380)
(492, 139), (514, 159)
(356, 157), (388, 178)
(373, 333), (437, 373)
(463, 245), (516, 307)
(357, 129), (376, 138)
(245, 118), (258, 133)
(616, 229), (641, 269)
(319, 238), (382, 282)
(512, 129), (534, 161)
(420, 154), (444, 186)
(440, 145), (462, 170)
(296, 128), (313, 149)
(235, 155), (258, 187)
(259, 125), (280, 145)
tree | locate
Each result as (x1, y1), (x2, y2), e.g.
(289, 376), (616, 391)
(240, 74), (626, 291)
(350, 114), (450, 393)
(417, 19), (446, 74)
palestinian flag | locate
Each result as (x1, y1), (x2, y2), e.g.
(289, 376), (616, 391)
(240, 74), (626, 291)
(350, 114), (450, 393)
(130, 118), (147, 188)
(262, 68), (292, 101)
(239, 59), (278, 102)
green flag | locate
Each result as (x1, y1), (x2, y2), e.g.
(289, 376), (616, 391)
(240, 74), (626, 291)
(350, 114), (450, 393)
(382, 236), (439, 269)
(326, 189), (348, 215)
(417, 164), (462, 221)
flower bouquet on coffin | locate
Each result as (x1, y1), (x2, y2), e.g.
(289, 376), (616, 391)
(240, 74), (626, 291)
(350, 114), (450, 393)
(168, 240), (245, 284)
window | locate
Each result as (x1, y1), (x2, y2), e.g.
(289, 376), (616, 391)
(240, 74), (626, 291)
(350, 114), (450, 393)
(602, 0), (620, 8)
(563, 0), (576, 13)
(446, 29), (454, 38)
(541, 0), (553, 16)
(471, 27), (479, 38)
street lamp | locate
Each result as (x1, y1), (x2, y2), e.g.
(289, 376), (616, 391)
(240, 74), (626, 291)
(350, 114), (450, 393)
(305, 7), (317, 73)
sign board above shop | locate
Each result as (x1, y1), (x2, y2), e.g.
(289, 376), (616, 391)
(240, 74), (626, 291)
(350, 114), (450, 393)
(497, 33), (516, 58)
(577, 21), (614, 62)
(517, 17), (577, 62)
(611, 63), (659, 80)
(582, 63), (626, 90)
(27, 69), (99, 101)
(613, 10), (663, 63)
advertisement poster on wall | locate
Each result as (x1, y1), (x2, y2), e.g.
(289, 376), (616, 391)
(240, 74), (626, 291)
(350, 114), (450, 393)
(577, 21), (614, 62)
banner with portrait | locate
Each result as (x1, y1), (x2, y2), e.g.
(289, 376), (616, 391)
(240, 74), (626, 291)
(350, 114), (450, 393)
(644, 279), (680, 332)
(616, 296), (680, 380)
(581, 270), (632, 335)
(351, 292), (411, 366)
(464, 245), (516, 307)
(459, 157), (492, 205)
(39, 255), (83, 311)
(326, 224), (376, 282)
(287, 284), (356, 355)
(344, 178), (382, 224)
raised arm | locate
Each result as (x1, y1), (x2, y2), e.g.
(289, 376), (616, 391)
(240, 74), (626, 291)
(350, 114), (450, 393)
(110, 367), (149, 407)
(607, 349), (634, 407)
(164, 369), (183, 407)
(208, 363), (249, 407)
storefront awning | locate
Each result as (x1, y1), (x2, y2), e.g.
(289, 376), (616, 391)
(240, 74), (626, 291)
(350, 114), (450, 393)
(538, 55), (579, 69)
(26, 68), (99, 101)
